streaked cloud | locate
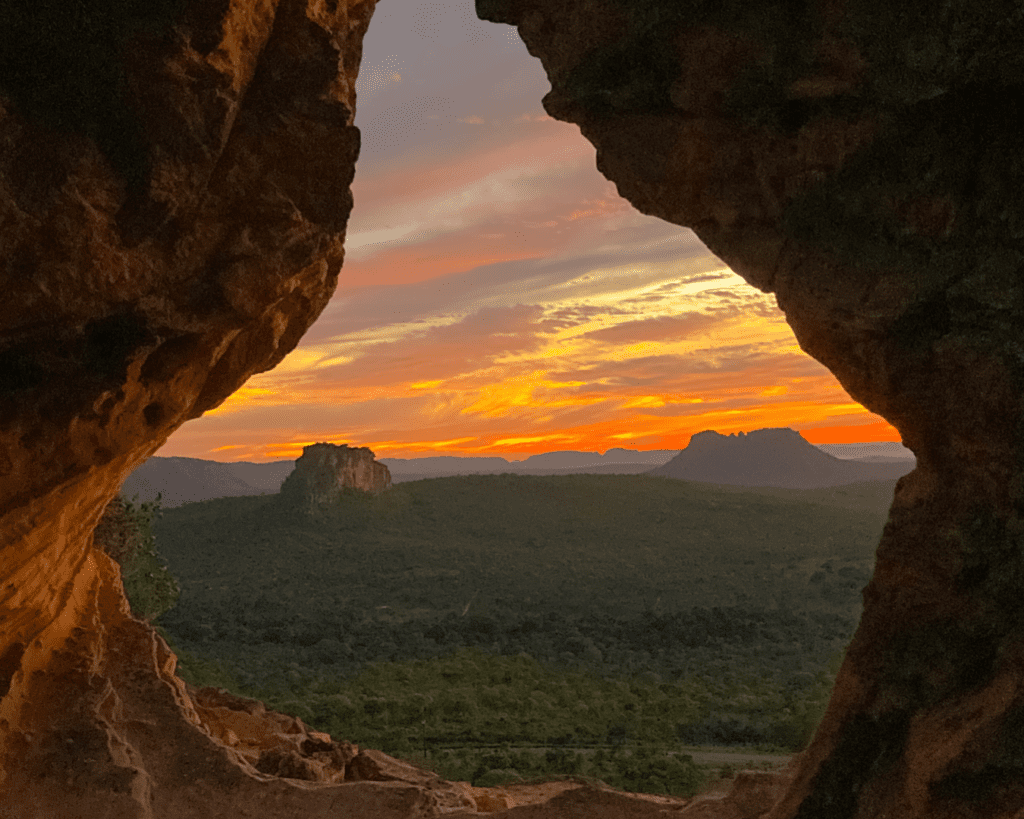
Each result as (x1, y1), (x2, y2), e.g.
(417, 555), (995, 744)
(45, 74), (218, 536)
(582, 314), (721, 344)
(158, 0), (899, 463)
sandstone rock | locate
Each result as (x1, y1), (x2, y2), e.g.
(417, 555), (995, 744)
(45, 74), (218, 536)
(347, 748), (477, 814)
(725, 771), (797, 818)
(349, 748), (439, 786)
(188, 684), (357, 781)
(278, 442), (392, 513)
(473, 790), (515, 813)
(0, 0), (396, 815)
(445, 780), (589, 816)
(679, 770), (797, 819)
(486, 783), (683, 817)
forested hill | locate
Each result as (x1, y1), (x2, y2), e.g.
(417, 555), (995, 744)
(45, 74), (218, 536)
(153, 474), (893, 672)
(147, 473), (897, 763)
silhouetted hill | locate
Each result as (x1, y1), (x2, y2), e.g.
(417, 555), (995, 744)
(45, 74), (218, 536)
(122, 438), (913, 506)
(816, 442), (915, 462)
(379, 455), (515, 474)
(120, 457), (295, 507)
(647, 428), (914, 488)
(123, 450), (680, 505)
(380, 449), (678, 476)
(516, 449), (678, 469)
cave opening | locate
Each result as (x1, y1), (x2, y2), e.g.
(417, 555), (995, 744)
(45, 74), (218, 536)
(117, 0), (904, 803)
(2, 0), (1023, 817)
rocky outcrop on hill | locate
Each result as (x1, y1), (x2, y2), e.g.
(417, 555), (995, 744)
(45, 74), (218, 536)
(649, 428), (912, 488)
(279, 443), (391, 512)
(2, 0), (1023, 817)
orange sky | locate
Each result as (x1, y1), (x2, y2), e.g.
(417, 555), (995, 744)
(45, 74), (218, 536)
(157, 2), (901, 464)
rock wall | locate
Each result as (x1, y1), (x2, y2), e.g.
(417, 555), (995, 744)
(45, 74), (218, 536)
(279, 442), (392, 513)
(479, 2), (1024, 817)
(2, 0), (1023, 816)
(0, 1), (403, 815)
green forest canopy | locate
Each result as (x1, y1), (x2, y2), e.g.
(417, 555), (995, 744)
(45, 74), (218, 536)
(125, 473), (896, 792)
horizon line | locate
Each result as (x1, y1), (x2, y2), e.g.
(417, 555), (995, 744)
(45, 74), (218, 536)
(154, 438), (911, 465)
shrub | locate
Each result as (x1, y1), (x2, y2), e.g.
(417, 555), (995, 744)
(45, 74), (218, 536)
(95, 495), (180, 621)
(474, 768), (524, 787)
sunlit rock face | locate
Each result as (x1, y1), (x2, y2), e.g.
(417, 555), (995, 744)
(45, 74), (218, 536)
(279, 442), (392, 513)
(0, 0), (413, 815)
(479, 1), (1024, 817)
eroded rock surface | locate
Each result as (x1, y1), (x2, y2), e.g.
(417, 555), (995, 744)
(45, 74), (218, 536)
(479, 1), (1024, 817)
(279, 442), (392, 513)
(0, 0), (401, 815)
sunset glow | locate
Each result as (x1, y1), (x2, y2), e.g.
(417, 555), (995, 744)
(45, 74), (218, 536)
(158, 1), (900, 464)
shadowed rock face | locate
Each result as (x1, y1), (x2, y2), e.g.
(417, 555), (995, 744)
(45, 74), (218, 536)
(480, 2), (1024, 817)
(1, 0), (1023, 816)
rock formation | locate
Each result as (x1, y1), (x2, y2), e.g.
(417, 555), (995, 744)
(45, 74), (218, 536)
(0, 0), (397, 815)
(279, 442), (391, 513)
(1, 0), (1023, 816)
(479, 2), (1024, 817)
(648, 428), (911, 488)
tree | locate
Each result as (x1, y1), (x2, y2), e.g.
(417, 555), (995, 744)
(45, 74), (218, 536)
(94, 495), (180, 621)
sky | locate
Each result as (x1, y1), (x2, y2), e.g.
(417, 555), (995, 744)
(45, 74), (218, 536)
(157, 0), (901, 463)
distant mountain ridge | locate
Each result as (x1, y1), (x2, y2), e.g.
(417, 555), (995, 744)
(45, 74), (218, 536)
(647, 429), (913, 488)
(121, 448), (681, 506)
(121, 433), (915, 506)
(380, 448), (681, 481)
(120, 456), (296, 507)
(816, 441), (914, 462)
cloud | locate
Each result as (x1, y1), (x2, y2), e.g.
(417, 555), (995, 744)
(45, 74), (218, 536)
(156, 0), (897, 462)
(543, 304), (633, 328)
(314, 228), (718, 343)
(305, 305), (550, 387)
(582, 313), (719, 344)
(346, 125), (600, 246)
(545, 343), (826, 388)
(358, 55), (404, 94)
